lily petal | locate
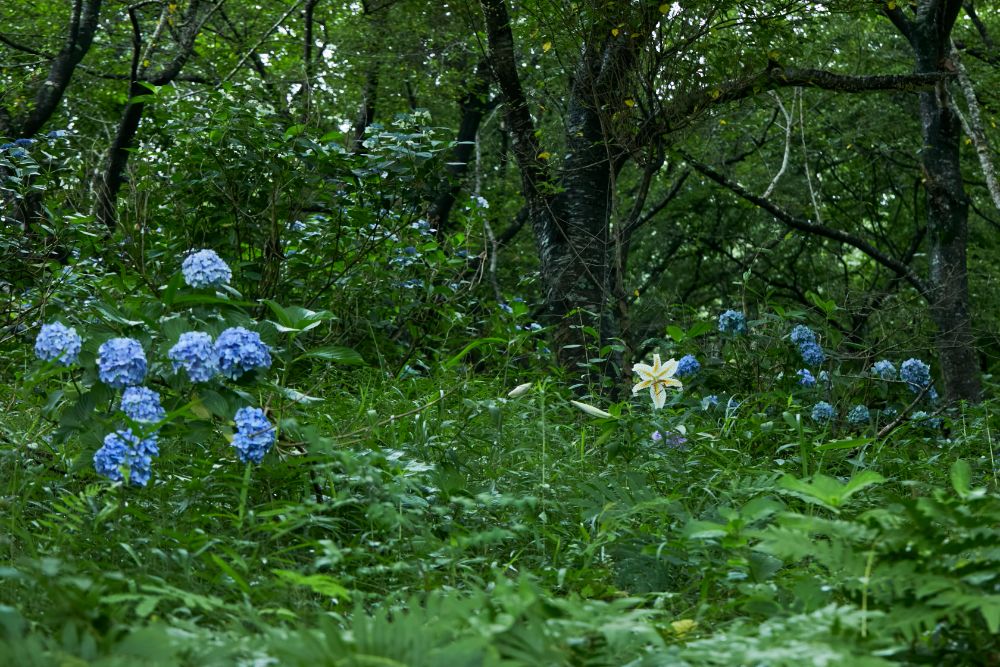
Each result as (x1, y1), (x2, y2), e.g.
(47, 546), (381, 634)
(651, 383), (667, 409)
(633, 379), (653, 394)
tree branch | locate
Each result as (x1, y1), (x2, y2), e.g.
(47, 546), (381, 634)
(683, 153), (931, 299)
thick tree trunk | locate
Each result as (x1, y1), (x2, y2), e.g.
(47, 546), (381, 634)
(910, 3), (982, 401)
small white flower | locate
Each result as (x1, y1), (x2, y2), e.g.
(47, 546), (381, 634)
(632, 353), (683, 409)
(569, 400), (612, 419)
(507, 382), (532, 398)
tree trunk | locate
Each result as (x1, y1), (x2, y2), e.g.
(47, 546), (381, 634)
(910, 2), (982, 401)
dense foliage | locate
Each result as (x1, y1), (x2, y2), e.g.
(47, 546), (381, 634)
(2, 0), (1000, 664)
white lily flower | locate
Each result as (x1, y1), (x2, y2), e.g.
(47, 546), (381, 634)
(632, 353), (683, 409)
(569, 400), (613, 419)
(507, 382), (532, 398)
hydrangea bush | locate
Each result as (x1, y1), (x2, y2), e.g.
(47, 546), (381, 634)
(28, 250), (310, 487)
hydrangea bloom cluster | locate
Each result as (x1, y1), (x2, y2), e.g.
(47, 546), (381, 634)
(900, 358), (931, 393)
(232, 407), (276, 464)
(168, 331), (218, 382)
(718, 310), (747, 335)
(93, 428), (159, 486)
(811, 401), (835, 423)
(797, 369), (816, 387)
(702, 395), (719, 411)
(911, 411), (943, 429)
(181, 249), (232, 288)
(676, 354), (700, 377)
(818, 370), (832, 387)
(798, 341), (826, 366)
(97, 338), (147, 388)
(215, 327), (271, 379)
(120, 386), (166, 423)
(34, 322), (82, 366)
(788, 324), (825, 366)
(847, 405), (870, 425)
(790, 325), (817, 346)
(872, 360), (897, 381)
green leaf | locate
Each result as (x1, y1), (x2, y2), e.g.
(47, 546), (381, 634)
(950, 459), (971, 498)
(293, 345), (364, 365)
(443, 337), (506, 369)
(273, 569), (350, 600)
(666, 325), (685, 342)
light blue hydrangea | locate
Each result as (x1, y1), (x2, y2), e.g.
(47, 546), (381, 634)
(120, 386), (166, 423)
(847, 404), (870, 425)
(702, 395), (719, 410)
(811, 401), (835, 423)
(900, 358), (931, 393)
(911, 411), (942, 429)
(34, 321), (82, 366)
(798, 341), (826, 366)
(13, 138), (34, 147)
(93, 428), (159, 486)
(790, 325), (817, 346)
(97, 338), (147, 388)
(882, 407), (898, 420)
(797, 368), (816, 387)
(169, 331), (218, 382)
(718, 310), (747, 335)
(214, 327), (271, 379)
(232, 406), (276, 464)
(676, 354), (700, 377)
(872, 360), (897, 380)
(651, 430), (662, 442)
(818, 370), (832, 386)
(181, 249), (232, 288)
(928, 386), (939, 402)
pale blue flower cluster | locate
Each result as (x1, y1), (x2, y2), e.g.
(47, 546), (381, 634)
(872, 360), (896, 380)
(900, 358), (931, 393)
(911, 411), (943, 429)
(181, 249), (232, 288)
(120, 386), (166, 423)
(34, 322), (82, 366)
(168, 331), (218, 382)
(676, 354), (700, 377)
(797, 369), (816, 387)
(701, 395), (719, 410)
(718, 310), (747, 335)
(847, 404), (870, 425)
(790, 325), (816, 346)
(798, 341), (826, 366)
(811, 401), (835, 423)
(232, 407), (276, 464)
(215, 327), (271, 379)
(93, 428), (159, 486)
(97, 338), (147, 388)
(789, 325), (825, 366)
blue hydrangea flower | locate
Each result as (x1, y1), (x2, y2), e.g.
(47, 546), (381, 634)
(34, 321), (82, 366)
(847, 404), (870, 425)
(13, 138), (34, 147)
(872, 360), (897, 380)
(47, 130), (68, 138)
(676, 354), (700, 378)
(10, 148), (26, 158)
(818, 370), (832, 386)
(798, 341), (826, 366)
(651, 430), (662, 442)
(120, 386), (166, 423)
(790, 325), (817, 346)
(911, 411), (943, 429)
(214, 327), (271, 379)
(718, 310), (747, 335)
(797, 369), (816, 387)
(0, 143), (13, 150)
(169, 331), (218, 382)
(232, 406), (276, 464)
(181, 249), (232, 288)
(97, 338), (147, 388)
(811, 401), (835, 423)
(881, 407), (898, 419)
(900, 358), (931, 393)
(702, 395), (719, 410)
(93, 428), (159, 486)
(928, 386), (939, 402)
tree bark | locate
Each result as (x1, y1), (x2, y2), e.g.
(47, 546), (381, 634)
(908, 0), (982, 401)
